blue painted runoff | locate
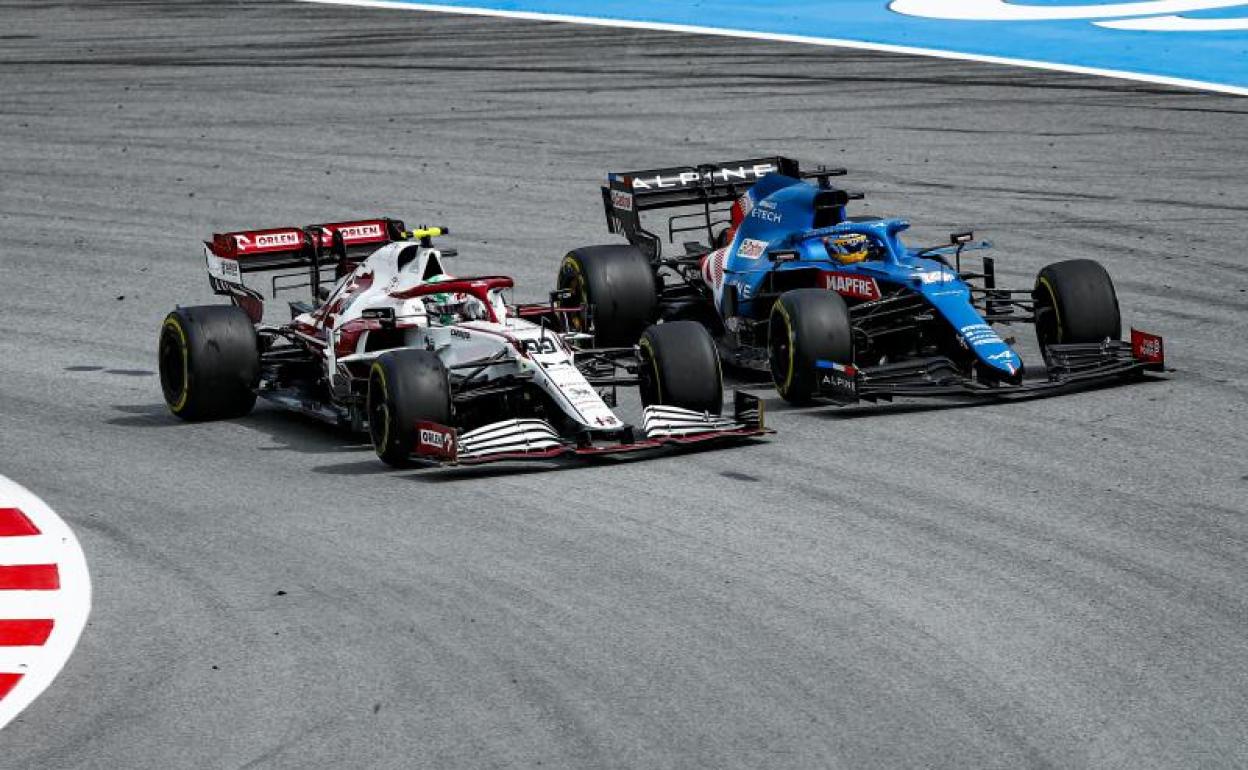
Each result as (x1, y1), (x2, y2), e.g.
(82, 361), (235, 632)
(383, 0), (1248, 91)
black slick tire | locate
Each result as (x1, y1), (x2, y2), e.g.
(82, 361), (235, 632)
(637, 320), (723, 415)
(367, 349), (453, 468)
(158, 305), (259, 421)
(557, 245), (658, 347)
(1033, 259), (1121, 351)
(768, 289), (854, 404)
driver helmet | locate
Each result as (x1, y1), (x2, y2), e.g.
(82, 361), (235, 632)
(825, 233), (872, 264)
(423, 274), (487, 325)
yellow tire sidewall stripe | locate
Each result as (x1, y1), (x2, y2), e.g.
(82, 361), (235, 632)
(773, 302), (796, 395)
(1037, 276), (1064, 343)
(163, 316), (191, 412)
(639, 336), (662, 404)
(561, 255), (588, 331)
(370, 362), (390, 452)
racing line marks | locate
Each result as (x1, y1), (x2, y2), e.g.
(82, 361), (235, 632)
(300, 0), (1248, 95)
(0, 478), (90, 731)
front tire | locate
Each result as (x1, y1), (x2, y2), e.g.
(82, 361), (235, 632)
(637, 321), (723, 415)
(768, 289), (854, 404)
(367, 349), (453, 467)
(1033, 259), (1122, 351)
(158, 305), (259, 421)
(557, 245), (658, 347)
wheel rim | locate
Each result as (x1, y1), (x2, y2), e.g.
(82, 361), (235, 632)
(1034, 278), (1061, 349)
(158, 322), (188, 409)
(637, 338), (661, 406)
(558, 260), (590, 334)
(368, 372), (391, 453)
(768, 310), (792, 394)
(567, 277), (589, 333)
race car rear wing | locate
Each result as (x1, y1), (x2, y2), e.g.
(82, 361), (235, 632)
(606, 156), (798, 209)
(601, 156), (845, 259)
(206, 218), (407, 275)
(203, 218), (408, 320)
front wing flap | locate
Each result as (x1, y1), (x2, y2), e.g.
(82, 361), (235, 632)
(409, 391), (770, 466)
(816, 328), (1166, 403)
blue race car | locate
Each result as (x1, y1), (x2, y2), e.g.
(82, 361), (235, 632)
(556, 156), (1166, 405)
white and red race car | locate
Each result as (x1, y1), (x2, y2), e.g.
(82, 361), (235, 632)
(158, 218), (768, 466)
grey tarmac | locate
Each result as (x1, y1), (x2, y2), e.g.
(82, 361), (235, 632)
(1, 1), (1247, 767)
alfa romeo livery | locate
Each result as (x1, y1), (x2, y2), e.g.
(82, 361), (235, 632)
(159, 218), (768, 467)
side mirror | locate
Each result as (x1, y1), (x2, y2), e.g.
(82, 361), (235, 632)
(769, 250), (799, 263)
(814, 188), (850, 208)
(950, 231), (974, 273)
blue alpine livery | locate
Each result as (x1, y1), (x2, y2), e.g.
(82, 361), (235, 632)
(719, 172), (1023, 381)
(558, 156), (1166, 406)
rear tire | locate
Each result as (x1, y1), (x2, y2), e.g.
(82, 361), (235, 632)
(637, 321), (723, 415)
(1033, 259), (1121, 351)
(557, 245), (658, 347)
(768, 289), (854, 404)
(158, 305), (259, 421)
(368, 349), (453, 468)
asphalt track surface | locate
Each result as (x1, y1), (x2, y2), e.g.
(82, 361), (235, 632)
(2, 1), (1247, 767)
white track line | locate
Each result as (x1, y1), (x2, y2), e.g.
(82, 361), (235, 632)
(0, 477), (91, 732)
(298, 0), (1248, 96)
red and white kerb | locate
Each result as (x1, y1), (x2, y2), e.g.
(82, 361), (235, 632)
(0, 477), (90, 731)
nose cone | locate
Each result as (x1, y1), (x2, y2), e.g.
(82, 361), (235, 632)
(960, 322), (1023, 379)
(984, 348), (1024, 381)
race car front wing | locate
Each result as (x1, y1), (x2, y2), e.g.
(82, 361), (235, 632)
(409, 391), (770, 466)
(816, 328), (1167, 404)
